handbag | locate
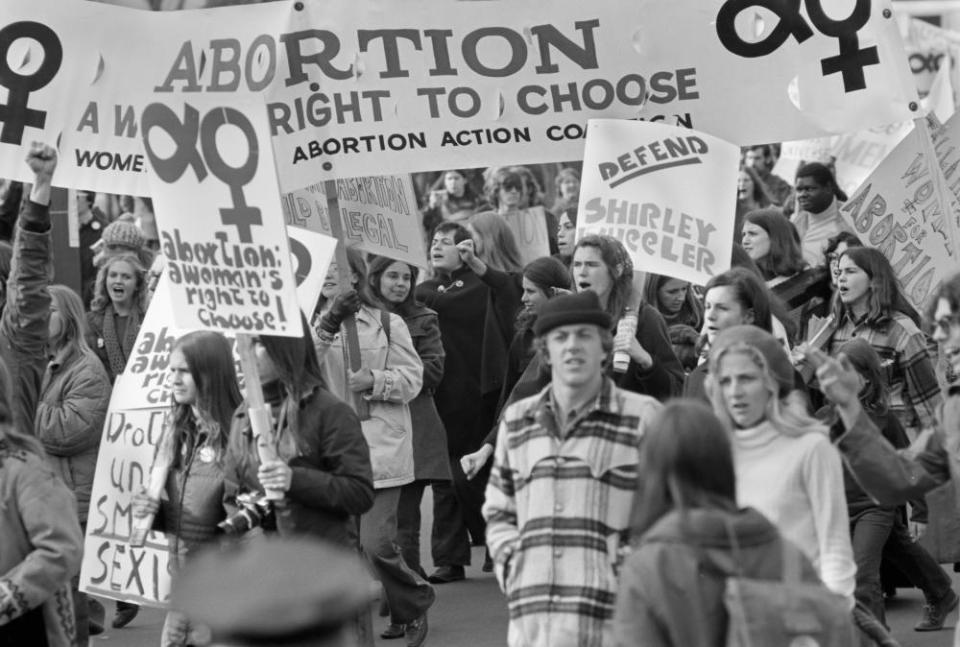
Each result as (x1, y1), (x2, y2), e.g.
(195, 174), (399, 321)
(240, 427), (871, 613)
(722, 519), (856, 647)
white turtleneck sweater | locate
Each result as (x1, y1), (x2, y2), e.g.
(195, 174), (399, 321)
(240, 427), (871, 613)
(733, 420), (856, 604)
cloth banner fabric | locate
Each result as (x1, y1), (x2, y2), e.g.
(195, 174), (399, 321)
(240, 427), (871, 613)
(575, 119), (738, 286)
(0, 0), (920, 193)
(143, 94), (302, 337)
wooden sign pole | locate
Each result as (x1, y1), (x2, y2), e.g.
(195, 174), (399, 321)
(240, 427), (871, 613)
(236, 334), (284, 501)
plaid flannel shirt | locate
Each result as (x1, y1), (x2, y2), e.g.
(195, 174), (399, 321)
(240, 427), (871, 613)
(483, 379), (661, 647)
(830, 311), (941, 433)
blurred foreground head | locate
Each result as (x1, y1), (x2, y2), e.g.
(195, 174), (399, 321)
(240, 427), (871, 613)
(173, 536), (374, 647)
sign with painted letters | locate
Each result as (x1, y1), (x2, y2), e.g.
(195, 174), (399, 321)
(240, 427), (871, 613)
(142, 94), (302, 337)
(575, 119), (737, 286)
(80, 402), (173, 607)
(283, 176), (427, 269)
(0, 0), (920, 194)
(837, 122), (953, 310)
(500, 207), (551, 266)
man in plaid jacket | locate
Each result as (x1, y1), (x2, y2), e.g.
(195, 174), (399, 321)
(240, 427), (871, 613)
(483, 291), (662, 647)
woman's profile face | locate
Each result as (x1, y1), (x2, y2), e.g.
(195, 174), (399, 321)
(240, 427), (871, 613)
(703, 286), (751, 346)
(557, 214), (576, 257)
(520, 276), (550, 314)
(740, 222), (770, 261)
(169, 348), (198, 406)
(716, 350), (770, 429)
(737, 171), (754, 201)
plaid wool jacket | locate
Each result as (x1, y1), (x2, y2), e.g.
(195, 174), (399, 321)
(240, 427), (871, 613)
(830, 311), (941, 434)
(483, 379), (661, 647)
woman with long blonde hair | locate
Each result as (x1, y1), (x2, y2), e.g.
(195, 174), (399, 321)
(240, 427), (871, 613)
(706, 325), (855, 604)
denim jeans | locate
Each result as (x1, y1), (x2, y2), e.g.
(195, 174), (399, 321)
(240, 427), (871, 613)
(850, 507), (895, 624)
(883, 514), (953, 603)
(360, 487), (435, 624)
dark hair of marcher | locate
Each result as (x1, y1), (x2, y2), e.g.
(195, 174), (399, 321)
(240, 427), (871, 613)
(642, 273), (704, 331)
(744, 208), (805, 280)
(367, 256), (421, 319)
(830, 247), (921, 328)
(929, 271), (960, 322)
(795, 162), (848, 201)
(171, 331), (242, 451)
(703, 267), (773, 333)
(837, 338), (889, 416)
(629, 400), (737, 539)
(823, 231), (862, 262)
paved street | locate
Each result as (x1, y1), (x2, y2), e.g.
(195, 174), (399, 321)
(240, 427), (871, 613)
(88, 488), (958, 647)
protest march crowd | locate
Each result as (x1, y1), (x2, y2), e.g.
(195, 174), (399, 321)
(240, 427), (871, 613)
(7, 137), (960, 647)
(9, 3), (960, 647)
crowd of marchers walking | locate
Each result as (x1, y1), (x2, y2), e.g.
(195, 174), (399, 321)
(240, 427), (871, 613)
(6, 146), (960, 647)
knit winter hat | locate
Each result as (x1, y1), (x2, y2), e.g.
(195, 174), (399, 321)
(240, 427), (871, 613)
(709, 324), (794, 396)
(533, 291), (611, 337)
(523, 256), (571, 294)
(101, 220), (144, 251)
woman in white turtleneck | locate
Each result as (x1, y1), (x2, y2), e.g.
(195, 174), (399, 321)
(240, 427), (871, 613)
(706, 324), (856, 605)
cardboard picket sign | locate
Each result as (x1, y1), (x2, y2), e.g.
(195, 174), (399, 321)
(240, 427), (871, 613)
(283, 176), (427, 269)
(499, 207), (550, 266)
(141, 93), (302, 338)
(575, 119), (737, 286)
(287, 225), (337, 317)
(79, 402), (173, 607)
(1, 0), (921, 194)
(836, 122), (953, 310)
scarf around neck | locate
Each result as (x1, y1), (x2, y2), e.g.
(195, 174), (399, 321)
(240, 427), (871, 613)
(102, 303), (140, 378)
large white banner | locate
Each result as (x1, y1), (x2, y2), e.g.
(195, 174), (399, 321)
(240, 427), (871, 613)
(0, 0), (920, 193)
(576, 119), (738, 286)
(143, 94), (302, 337)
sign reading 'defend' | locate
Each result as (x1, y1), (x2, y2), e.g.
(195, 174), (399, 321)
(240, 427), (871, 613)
(576, 119), (738, 286)
(141, 94), (302, 338)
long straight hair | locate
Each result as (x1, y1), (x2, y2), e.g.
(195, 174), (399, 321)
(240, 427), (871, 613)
(744, 209), (805, 280)
(256, 313), (326, 453)
(629, 400), (738, 538)
(642, 273), (704, 330)
(171, 331), (242, 451)
(838, 338), (889, 416)
(830, 246), (921, 327)
(469, 211), (524, 273)
(48, 284), (92, 354)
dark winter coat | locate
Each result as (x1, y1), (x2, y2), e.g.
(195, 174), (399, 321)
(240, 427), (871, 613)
(3, 200), (54, 438)
(34, 346), (111, 523)
(612, 507), (821, 647)
(402, 306), (451, 481)
(417, 265), (518, 455)
(223, 384), (375, 549)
